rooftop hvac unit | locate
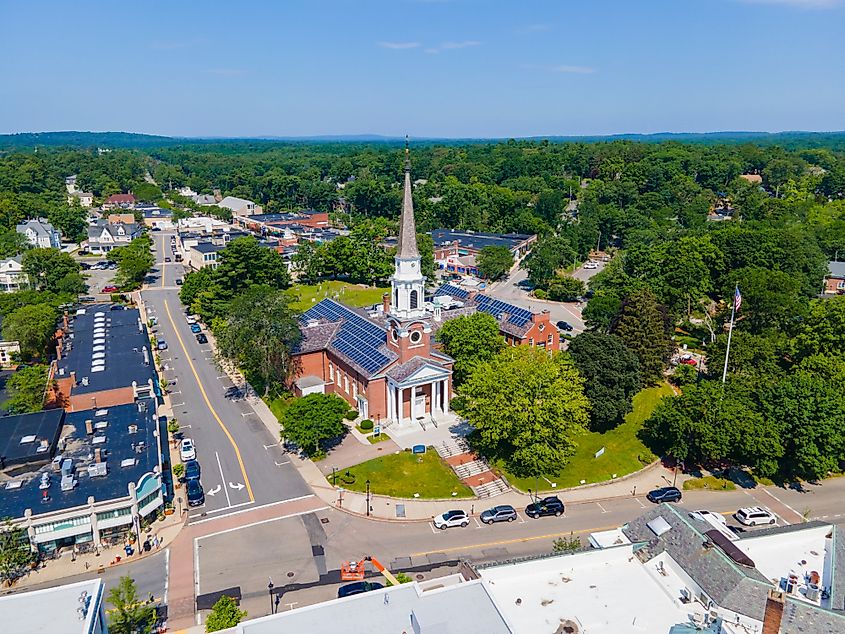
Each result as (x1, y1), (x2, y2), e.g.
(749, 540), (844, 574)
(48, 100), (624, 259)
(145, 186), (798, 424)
(87, 462), (107, 478)
(806, 584), (821, 601)
(60, 474), (76, 491)
(61, 458), (73, 476)
(81, 377), (89, 386)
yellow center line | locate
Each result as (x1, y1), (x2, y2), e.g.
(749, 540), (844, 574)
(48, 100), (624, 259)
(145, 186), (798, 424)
(411, 523), (620, 557)
(163, 297), (255, 501)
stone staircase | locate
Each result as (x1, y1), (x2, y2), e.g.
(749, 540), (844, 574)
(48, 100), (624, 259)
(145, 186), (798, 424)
(472, 479), (510, 498)
(435, 439), (510, 498)
(453, 459), (490, 479)
(435, 439), (469, 459)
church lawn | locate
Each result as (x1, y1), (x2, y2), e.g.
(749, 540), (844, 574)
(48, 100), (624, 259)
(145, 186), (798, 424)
(335, 450), (474, 499)
(287, 281), (389, 312)
(495, 382), (674, 493)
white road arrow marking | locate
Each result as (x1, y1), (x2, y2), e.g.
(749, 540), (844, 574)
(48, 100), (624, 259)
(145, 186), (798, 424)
(229, 482), (245, 491)
(207, 485), (222, 497)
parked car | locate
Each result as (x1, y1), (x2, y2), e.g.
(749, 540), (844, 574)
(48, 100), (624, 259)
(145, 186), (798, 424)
(78, 296), (96, 303)
(165, 257), (172, 263)
(186, 479), (205, 507)
(525, 496), (565, 519)
(186, 315), (197, 325)
(224, 386), (244, 400)
(195, 333), (208, 344)
(433, 509), (469, 530)
(184, 459), (201, 481)
(583, 261), (599, 270)
(734, 507), (776, 526)
(179, 438), (196, 462)
(190, 324), (202, 334)
(646, 486), (682, 504)
(337, 581), (384, 598)
(679, 357), (698, 366)
(689, 509), (727, 525)
(101, 285), (119, 293)
(156, 339), (168, 350)
(480, 505), (518, 524)
(176, 278), (183, 286)
(556, 320), (573, 331)
(110, 305), (124, 311)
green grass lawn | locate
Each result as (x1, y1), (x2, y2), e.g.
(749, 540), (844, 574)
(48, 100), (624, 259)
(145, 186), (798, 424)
(497, 382), (675, 492)
(287, 281), (389, 312)
(335, 450), (474, 499)
(265, 395), (292, 423)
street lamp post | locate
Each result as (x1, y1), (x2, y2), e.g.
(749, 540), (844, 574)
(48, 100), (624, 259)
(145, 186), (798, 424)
(366, 479), (371, 517)
(268, 578), (274, 614)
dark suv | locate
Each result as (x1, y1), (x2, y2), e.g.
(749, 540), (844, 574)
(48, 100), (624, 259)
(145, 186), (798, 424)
(186, 479), (205, 507)
(525, 496), (565, 519)
(646, 486), (682, 504)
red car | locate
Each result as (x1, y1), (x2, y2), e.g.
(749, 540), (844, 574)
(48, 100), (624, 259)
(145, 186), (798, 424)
(680, 358), (698, 366)
(101, 285), (119, 293)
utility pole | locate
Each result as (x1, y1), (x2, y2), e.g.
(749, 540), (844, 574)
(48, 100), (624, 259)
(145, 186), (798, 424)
(721, 285), (740, 384)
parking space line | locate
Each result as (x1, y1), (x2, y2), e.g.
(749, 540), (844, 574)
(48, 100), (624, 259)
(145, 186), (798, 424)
(474, 517), (482, 529)
(172, 402), (185, 408)
(189, 495), (319, 527)
(517, 512), (525, 524)
(635, 498), (646, 508)
(596, 502), (608, 513)
(215, 451), (232, 507)
(429, 522), (437, 534)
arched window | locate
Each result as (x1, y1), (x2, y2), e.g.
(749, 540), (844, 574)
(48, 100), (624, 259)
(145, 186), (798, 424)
(410, 289), (418, 309)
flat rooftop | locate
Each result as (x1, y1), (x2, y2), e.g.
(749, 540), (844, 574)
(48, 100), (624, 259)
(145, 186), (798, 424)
(238, 579), (511, 634)
(0, 409), (64, 468)
(0, 578), (103, 634)
(431, 229), (534, 251)
(56, 305), (154, 395)
(0, 399), (159, 520)
(479, 545), (693, 633)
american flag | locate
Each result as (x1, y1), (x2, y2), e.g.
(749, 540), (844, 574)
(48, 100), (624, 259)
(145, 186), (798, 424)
(734, 286), (742, 312)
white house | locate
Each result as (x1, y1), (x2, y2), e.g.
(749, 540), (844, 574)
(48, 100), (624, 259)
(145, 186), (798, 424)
(16, 219), (62, 249)
(218, 195), (262, 217)
(86, 220), (142, 254)
(67, 190), (94, 208)
(0, 256), (26, 292)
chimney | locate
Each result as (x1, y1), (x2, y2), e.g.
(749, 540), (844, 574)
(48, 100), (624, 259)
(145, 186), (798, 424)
(762, 589), (785, 634)
(500, 311), (509, 323)
(56, 338), (63, 361)
(94, 448), (101, 463)
(85, 419), (93, 435)
(382, 293), (390, 314)
(63, 313), (69, 330)
(70, 371), (77, 384)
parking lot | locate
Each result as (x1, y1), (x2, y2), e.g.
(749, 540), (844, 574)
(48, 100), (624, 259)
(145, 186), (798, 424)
(77, 257), (119, 299)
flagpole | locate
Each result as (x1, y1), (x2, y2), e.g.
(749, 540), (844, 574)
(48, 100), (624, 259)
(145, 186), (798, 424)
(721, 286), (737, 384)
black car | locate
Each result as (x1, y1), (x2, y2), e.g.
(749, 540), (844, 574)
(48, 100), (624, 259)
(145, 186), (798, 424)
(196, 333), (208, 344)
(165, 257), (172, 262)
(556, 320), (573, 332)
(224, 386), (244, 400)
(525, 496), (565, 519)
(337, 581), (384, 598)
(184, 459), (201, 481)
(480, 505), (518, 524)
(186, 479), (205, 507)
(176, 278), (183, 286)
(646, 486), (682, 504)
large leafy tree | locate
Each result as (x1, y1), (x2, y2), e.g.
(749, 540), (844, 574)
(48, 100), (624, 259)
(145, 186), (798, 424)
(728, 266), (806, 335)
(416, 232), (436, 280)
(3, 365), (48, 413)
(522, 236), (577, 289)
(582, 292), (621, 333)
(794, 296), (845, 360)
(216, 286), (301, 395)
(547, 275), (586, 302)
(477, 245), (513, 280)
(205, 595), (247, 633)
(281, 393), (349, 455)
(436, 312), (505, 385)
(2, 303), (57, 359)
(48, 202), (87, 242)
(610, 288), (672, 385)
(214, 236), (291, 293)
(568, 333), (642, 431)
(22, 248), (86, 294)
(108, 234), (154, 290)
(106, 576), (156, 634)
(455, 346), (590, 477)
(0, 518), (34, 583)
(0, 228), (30, 258)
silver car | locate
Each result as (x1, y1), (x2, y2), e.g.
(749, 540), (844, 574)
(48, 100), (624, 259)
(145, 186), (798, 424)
(480, 505), (517, 524)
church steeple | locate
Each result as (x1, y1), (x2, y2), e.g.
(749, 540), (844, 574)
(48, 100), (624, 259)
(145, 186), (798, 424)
(396, 137), (419, 259)
(389, 137), (426, 321)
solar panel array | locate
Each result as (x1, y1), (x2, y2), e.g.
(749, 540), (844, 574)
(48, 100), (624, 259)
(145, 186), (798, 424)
(434, 284), (533, 327)
(302, 300), (393, 374)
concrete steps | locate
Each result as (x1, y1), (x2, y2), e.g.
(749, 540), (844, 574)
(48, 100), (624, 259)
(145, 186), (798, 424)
(453, 459), (490, 479)
(436, 439), (468, 459)
(472, 479), (510, 498)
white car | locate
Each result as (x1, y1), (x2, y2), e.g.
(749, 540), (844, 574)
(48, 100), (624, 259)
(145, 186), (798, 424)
(583, 261), (599, 270)
(186, 315), (197, 325)
(735, 506), (776, 526)
(179, 438), (196, 462)
(433, 509), (469, 530)
(689, 509), (727, 525)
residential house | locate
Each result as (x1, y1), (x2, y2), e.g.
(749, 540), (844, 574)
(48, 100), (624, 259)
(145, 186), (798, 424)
(102, 193), (137, 210)
(86, 220), (142, 254)
(177, 186), (198, 198)
(0, 340), (21, 367)
(0, 256), (26, 292)
(67, 190), (94, 208)
(188, 242), (225, 270)
(217, 195), (262, 217)
(826, 261), (845, 295)
(16, 218), (62, 249)
(194, 194), (218, 205)
(64, 175), (78, 193)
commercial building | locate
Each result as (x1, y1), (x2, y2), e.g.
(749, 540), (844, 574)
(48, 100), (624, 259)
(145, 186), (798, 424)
(235, 209), (330, 234)
(432, 229), (536, 265)
(188, 242), (225, 270)
(0, 578), (107, 634)
(16, 218), (62, 249)
(0, 304), (164, 553)
(218, 195), (262, 217)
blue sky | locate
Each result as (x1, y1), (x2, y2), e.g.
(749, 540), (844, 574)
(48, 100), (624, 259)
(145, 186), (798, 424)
(1, 0), (843, 137)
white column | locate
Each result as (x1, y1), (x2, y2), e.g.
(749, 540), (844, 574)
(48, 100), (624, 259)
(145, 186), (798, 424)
(443, 380), (450, 412)
(387, 383), (394, 422)
(433, 381), (440, 414)
(410, 387), (417, 420)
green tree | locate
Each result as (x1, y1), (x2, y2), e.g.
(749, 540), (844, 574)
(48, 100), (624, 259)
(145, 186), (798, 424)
(132, 182), (163, 202)
(0, 229), (30, 258)
(455, 346), (590, 478)
(522, 237), (577, 289)
(611, 289), (671, 385)
(3, 365), (48, 413)
(568, 333), (642, 431)
(729, 267), (806, 335)
(22, 248), (85, 294)
(547, 276), (586, 302)
(281, 393), (349, 455)
(179, 267), (216, 312)
(108, 234), (155, 291)
(582, 293), (621, 333)
(106, 576), (156, 634)
(477, 246), (513, 280)
(417, 232), (436, 280)
(205, 595), (247, 632)
(216, 287), (301, 394)
(794, 296), (845, 360)
(0, 518), (33, 583)
(436, 312), (505, 385)
(2, 303), (57, 359)
(215, 237), (291, 293)
(48, 203), (87, 242)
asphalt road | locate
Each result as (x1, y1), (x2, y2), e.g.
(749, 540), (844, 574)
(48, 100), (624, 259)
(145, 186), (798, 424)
(141, 230), (311, 521)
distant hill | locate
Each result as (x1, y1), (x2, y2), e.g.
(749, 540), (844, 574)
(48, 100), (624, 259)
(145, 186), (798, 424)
(1, 129), (844, 150)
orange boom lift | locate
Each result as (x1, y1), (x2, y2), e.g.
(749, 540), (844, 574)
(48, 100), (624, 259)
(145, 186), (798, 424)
(340, 555), (399, 586)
